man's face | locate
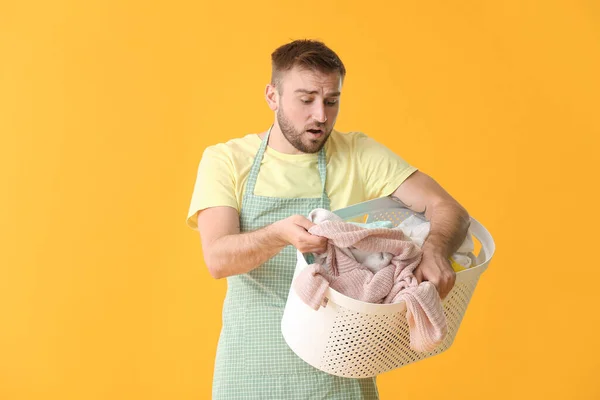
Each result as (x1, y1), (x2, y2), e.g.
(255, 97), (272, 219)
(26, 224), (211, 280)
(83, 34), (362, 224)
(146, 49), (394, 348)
(276, 67), (342, 153)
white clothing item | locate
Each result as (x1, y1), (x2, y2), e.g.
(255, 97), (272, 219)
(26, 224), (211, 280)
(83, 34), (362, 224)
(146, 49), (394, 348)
(396, 215), (476, 268)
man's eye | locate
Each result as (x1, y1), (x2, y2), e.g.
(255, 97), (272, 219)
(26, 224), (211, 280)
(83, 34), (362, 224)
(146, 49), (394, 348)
(300, 98), (337, 105)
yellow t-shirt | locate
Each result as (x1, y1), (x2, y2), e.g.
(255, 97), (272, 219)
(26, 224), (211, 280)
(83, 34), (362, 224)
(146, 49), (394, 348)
(186, 130), (418, 230)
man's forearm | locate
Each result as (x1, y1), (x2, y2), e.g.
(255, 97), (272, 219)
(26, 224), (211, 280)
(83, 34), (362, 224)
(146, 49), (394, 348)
(205, 224), (286, 279)
(422, 201), (471, 258)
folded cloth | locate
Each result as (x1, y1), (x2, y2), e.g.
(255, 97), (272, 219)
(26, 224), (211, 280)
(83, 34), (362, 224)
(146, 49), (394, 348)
(294, 209), (448, 352)
(309, 209), (395, 273)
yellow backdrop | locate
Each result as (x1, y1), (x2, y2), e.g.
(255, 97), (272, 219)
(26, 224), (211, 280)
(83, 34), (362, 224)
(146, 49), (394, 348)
(1, 1), (599, 399)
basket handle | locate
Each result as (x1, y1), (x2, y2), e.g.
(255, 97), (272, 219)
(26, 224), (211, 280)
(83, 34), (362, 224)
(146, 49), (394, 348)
(333, 196), (404, 219)
(468, 217), (495, 268)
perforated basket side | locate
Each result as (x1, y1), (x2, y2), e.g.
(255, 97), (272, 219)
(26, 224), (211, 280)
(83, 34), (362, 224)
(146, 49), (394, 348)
(317, 275), (481, 378)
(365, 207), (423, 226)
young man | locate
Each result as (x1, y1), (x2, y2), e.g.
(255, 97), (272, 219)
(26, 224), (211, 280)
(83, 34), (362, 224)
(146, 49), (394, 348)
(187, 39), (470, 399)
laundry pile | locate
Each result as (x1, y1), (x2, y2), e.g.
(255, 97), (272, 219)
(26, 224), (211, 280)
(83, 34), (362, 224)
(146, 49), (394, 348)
(293, 208), (476, 352)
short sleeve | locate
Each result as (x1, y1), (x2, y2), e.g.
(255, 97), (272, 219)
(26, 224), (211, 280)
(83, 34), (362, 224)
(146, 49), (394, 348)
(186, 145), (238, 230)
(354, 133), (418, 200)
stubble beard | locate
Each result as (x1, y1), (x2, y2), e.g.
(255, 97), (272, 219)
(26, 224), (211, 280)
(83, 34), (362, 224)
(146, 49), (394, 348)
(277, 108), (331, 154)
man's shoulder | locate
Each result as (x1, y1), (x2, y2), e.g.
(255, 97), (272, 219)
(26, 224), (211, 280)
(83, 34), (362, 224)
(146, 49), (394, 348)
(330, 129), (367, 140)
(328, 130), (369, 152)
(202, 133), (260, 160)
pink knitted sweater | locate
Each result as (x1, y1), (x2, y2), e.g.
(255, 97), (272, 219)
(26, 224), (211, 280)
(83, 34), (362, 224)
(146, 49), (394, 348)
(293, 220), (448, 352)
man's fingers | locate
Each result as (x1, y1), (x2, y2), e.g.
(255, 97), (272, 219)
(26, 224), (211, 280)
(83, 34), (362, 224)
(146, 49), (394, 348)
(425, 277), (450, 300)
(290, 228), (328, 253)
(438, 285), (448, 300)
(292, 215), (316, 231)
(440, 270), (456, 300)
(414, 268), (424, 284)
(436, 276), (455, 300)
(416, 272), (449, 300)
(441, 286), (452, 300)
(315, 236), (328, 252)
(306, 234), (328, 253)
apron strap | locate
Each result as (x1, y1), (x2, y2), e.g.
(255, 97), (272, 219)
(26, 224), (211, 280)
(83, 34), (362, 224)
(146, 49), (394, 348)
(244, 126), (272, 197)
(317, 147), (329, 209)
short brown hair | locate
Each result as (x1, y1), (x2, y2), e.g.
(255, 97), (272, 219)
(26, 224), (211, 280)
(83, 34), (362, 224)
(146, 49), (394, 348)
(270, 39), (346, 92)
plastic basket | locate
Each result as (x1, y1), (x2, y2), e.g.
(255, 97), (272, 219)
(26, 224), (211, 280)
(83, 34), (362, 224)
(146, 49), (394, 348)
(281, 196), (495, 378)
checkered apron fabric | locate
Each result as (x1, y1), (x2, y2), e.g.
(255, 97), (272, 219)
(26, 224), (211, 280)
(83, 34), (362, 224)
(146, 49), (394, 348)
(211, 126), (379, 399)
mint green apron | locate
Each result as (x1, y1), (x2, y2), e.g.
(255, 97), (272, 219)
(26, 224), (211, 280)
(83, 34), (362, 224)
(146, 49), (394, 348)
(212, 126), (379, 399)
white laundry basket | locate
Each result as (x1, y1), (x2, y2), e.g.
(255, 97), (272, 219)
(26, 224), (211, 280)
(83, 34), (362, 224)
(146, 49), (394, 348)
(281, 196), (495, 378)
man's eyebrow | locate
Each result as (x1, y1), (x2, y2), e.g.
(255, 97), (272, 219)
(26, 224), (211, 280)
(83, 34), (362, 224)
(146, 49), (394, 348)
(294, 89), (341, 97)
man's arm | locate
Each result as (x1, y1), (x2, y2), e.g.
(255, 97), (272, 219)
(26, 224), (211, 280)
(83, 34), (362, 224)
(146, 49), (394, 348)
(390, 170), (471, 298)
(196, 206), (327, 279)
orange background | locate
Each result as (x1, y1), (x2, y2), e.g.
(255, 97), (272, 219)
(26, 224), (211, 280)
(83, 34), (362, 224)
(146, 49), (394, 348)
(1, 1), (599, 399)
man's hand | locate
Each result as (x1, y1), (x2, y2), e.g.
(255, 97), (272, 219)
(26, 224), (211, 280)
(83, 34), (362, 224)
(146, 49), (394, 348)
(413, 245), (456, 300)
(390, 170), (470, 299)
(271, 215), (328, 254)
(197, 208), (328, 279)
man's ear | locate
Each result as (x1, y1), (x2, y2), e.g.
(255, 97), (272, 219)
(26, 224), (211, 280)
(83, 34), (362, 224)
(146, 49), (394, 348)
(265, 83), (279, 111)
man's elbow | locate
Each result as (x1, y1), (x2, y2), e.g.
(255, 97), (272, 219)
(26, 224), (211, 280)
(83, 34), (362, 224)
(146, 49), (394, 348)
(434, 198), (471, 226)
(454, 202), (471, 228)
(203, 253), (226, 279)
(208, 266), (226, 280)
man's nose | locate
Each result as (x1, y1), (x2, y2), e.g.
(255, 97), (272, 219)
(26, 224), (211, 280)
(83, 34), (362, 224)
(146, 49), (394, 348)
(312, 104), (327, 123)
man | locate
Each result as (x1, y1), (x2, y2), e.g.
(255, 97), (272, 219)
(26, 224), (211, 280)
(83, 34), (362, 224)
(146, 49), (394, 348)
(186, 39), (470, 399)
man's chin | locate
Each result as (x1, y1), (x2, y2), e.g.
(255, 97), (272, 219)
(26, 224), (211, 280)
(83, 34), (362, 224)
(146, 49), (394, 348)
(304, 140), (327, 154)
